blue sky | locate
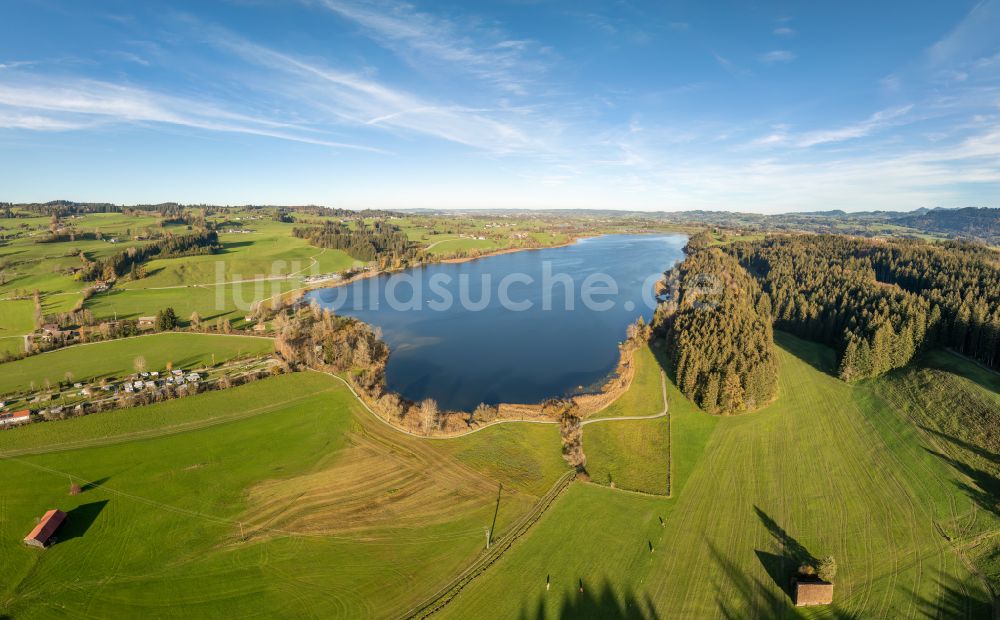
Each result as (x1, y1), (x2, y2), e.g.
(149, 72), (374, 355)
(1, 0), (998, 212)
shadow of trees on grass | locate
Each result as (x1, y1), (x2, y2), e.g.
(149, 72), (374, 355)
(519, 579), (659, 620)
(920, 425), (1000, 467)
(913, 571), (994, 620)
(753, 505), (819, 603)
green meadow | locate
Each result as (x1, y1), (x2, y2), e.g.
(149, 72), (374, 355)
(587, 344), (664, 419)
(0, 332), (997, 617)
(2, 204), (998, 618)
(84, 280), (305, 324)
(0, 373), (568, 618)
(0, 333), (272, 395)
(441, 334), (996, 619)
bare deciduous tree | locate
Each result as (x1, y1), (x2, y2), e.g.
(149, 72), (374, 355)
(419, 398), (439, 433)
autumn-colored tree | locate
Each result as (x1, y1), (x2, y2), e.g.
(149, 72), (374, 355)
(818, 556), (837, 582)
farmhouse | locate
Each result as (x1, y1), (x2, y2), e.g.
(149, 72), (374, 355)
(23, 509), (67, 548)
(40, 323), (64, 340)
(794, 580), (833, 606)
(0, 409), (31, 426)
(137, 316), (157, 330)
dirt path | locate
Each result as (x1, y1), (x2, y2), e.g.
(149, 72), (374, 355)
(316, 370), (669, 440)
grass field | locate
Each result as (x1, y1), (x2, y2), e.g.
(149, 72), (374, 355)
(118, 225), (355, 290)
(587, 344), (663, 419)
(85, 279), (305, 324)
(0, 372), (568, 618)
(440, 333), (995, 618)
(583, 418), (671, 494)
(873, 350), (1000, 593)
(0, 299), (35, 356)
(583, 342), (718, 496)
(1, 212), (357, 335)
(0, 333), (273, 395)
(426, 237), (503, 255)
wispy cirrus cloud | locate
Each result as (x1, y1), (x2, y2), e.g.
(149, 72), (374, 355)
(191, 20), (561, 155)
(307, 0), (549, 95)
(0, 60), (37, 70)
(0, 76), (385, 151)
(796, 105), (914, 147)
(746, 105), (915, 149)
(0, 110), (92, 130)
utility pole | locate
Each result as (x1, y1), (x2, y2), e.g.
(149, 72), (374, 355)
(484, 527), (491, 550)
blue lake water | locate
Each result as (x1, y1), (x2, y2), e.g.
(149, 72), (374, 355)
(306, 234), (687, 411)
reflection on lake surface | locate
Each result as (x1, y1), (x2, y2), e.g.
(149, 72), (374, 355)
(306, 234), (686, 411)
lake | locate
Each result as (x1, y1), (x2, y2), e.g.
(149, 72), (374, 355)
(306, 234), (687, 411)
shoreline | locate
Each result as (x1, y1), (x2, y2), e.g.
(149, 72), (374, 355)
(261, 235), (586, 311)
(300, 231), (678, 432)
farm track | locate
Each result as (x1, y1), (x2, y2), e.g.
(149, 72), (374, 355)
(314, 369), (669, 441)
(400, 469), (576, 619)
(4, 333), (995, 617)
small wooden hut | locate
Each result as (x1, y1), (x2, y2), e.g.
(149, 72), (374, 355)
(794, 580), (833, 606)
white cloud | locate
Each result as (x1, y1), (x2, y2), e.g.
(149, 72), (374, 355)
(199, 24), (559, 155)
(309, 0), (547, 95)
(0, 77), (384, 151)
(758, 50), (796, 64)
(795, 105), (914, 147)
(926, 0), (1000, 68)
(0, 61), (36, 70)
(0, 110), (92, 130)
(773, 27), (795, 36)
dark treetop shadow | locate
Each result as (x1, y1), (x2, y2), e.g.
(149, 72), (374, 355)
(519, 578), (660, 620)
(913, 571), (994, 620)
(924, 448), (1000, 517)
(754, 506), (817, 567)
(919, 425), (1000, 467)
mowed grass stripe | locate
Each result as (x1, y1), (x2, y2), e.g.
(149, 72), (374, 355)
(0, 371), (569, 619)
(439, 334), (992, 619)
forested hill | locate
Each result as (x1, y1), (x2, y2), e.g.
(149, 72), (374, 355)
(726, 235), (1000, 381)
(893, 207), (1000, 243)
(653, 233), (777, 414)
(292, 220), (420, 268)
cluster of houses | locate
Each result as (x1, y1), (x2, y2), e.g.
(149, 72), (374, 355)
(120, 369), (202, 394)
(34, 316), (159, 347)
(302, 273), (343, 284)
(2, 368), (204, 426)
